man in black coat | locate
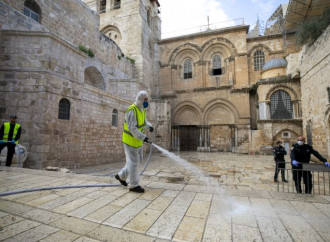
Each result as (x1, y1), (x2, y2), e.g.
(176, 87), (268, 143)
(291, 136), (329, 194)
(273, 141), (288, 183)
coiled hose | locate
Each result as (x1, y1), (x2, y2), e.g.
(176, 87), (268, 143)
(0, 144), (154, 196)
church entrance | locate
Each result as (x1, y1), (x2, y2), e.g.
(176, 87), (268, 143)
(179, 126), (198, 151)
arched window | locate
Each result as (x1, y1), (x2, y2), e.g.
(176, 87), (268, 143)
(58, 99), (70, 120)
(212, 55), (222, 75)
(23, 0), (41, 23)
(183, 59), (192, 79)
(147, 9), (152, 27)
(270, 90), (293, 119)
(112, 109), (118, 127)
(254, 50), (265, 71)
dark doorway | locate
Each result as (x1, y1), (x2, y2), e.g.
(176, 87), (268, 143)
(179, 126), (198, 151)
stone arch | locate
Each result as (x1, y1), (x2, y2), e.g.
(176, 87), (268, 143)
(273, 129), (299, 152)
(203, 99), (239, 125)
(201, 37), (238, 57)
(201, 43), (232, 61)
(174, 49), (200, 66)
(168, 43), (201, 65)
(265, 85), (299, 101)
(273, 129), (299, 141)
(100, 24), (122, 42)
(248, 43), (273, 56)
(84, 66), (105, 90)
(172, 102), (201, 126)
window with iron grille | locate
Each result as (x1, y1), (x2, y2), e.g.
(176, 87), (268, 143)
(23, 0), (41, 23)
(100, 0), (106, 13)
(113, 0), (121, 9)
(282, 132), (290, 138)
(270, 90), (293, 119)
(254, 50), (265, 71)
(112, 109), (118, 127)
(58, 99), (70, 120)
(183, 59), (192, 79)
(212, 55), (222, 75)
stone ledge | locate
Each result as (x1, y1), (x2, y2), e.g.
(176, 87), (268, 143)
(257, 119), (302, 124)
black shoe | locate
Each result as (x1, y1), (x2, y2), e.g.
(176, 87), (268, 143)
(282, 179), (288, 183)
(129, 186), (145, 193)
(274, 178), (278, 182)
(115, 174), (127, 187)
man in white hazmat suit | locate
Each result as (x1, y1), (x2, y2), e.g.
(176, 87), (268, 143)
(115, 90), (153, 193)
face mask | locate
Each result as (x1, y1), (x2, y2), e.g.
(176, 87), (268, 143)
(297, 141), (304, 146)
(143, 101), (149, 108)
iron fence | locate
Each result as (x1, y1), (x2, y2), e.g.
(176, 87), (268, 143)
(277, 162), (330, 195)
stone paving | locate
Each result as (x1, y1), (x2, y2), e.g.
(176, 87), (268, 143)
(0, 151), (330, 241)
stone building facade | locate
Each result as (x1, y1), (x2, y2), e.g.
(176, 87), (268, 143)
(299, 26), (330, 159)
(1, 0), (329, 168)
(0, 0), (158, 168)
(158, 20), (304, 154)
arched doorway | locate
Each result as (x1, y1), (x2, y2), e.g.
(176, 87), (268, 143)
(172, 104), (200, 151)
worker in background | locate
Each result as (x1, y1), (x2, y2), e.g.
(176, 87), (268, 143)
(0, 115), (21, 166)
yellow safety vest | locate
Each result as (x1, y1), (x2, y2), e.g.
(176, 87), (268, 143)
(3, 122), (20, 144)
(122, 104), (146, 148)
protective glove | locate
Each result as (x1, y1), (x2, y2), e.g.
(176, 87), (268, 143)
(149, 127), (154, 132)
(325, 162), (330, 167)
(144, 137), (150, 143)
(11, 140), (16, 144)
(0, 140), (3, 144)
(292, 160), (300, 167)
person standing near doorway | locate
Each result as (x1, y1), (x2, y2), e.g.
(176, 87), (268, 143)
(291, 136), (329, 193)
(273, 141), (288, 183)
(0, 115), (21, 166)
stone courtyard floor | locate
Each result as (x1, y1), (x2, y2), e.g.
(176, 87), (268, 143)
(0, 151), (330, 241)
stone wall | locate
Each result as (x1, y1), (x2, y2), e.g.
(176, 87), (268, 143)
(210, 125), (233, 152)
(0, 1), (138, 168)
(147, 99), (171, 150)
(0, 1), (133, 78)
(158, 27), (264, 153)
(159, 26), (250, 94)
(300, 26), (330, 159)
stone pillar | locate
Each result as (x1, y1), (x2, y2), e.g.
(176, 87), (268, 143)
(259, 102), (268, 120)
(291, 100), (298, 118)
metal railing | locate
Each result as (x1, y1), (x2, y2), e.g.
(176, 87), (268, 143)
(276, 162), (330, 195)
(162, 18), (245, 39)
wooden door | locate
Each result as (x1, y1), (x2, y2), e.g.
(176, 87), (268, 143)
(179, 126), (198, 151)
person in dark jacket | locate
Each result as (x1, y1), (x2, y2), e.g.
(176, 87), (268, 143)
(0, 115), (22, 166)
(273, 141), (288, 182)
(291, 136), (329, 194)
